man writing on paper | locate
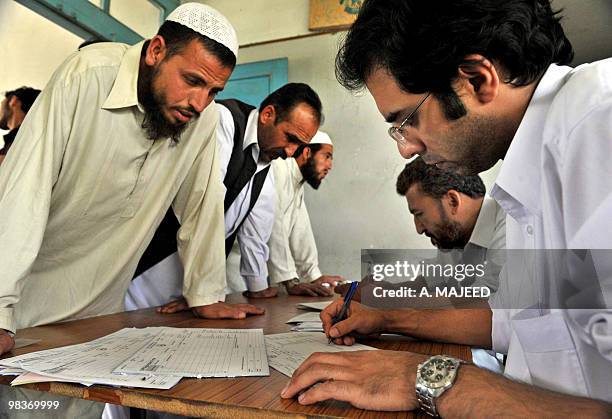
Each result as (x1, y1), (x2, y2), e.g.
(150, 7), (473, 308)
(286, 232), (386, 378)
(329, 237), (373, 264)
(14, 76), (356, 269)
(267, 131), (343, 297)
(282, 0), (612, 416)
(0, 3), (264, 360)
(127, 83), (323, 310)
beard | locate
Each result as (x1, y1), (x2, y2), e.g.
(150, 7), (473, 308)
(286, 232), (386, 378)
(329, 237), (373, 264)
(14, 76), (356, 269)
(138, 64), (189, 143)
(300, 155), (322, 189)
(429, 208), (471, 249)
(0, 102), (10, 130)
(434, 112), (511, 176)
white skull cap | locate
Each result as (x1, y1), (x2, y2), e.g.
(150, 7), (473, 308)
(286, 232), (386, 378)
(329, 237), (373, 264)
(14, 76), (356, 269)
(310, 131), (333, 145)
(165, 3), (239, 59)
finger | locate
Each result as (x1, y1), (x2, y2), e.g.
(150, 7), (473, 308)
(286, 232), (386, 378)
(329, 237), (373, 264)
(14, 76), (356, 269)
(320, 300), (343, 334)
(342, 335), (356, 346)
(314, 286), (333, 296)
(158, 301), (186, 313)
(329, 315), (362, 339)
(303, 287), (318, 297)
(297, 380), (361, 406)
(281, 362), (354, 399)
(291, 352), (353, 380)
(236, 304), (265, 315)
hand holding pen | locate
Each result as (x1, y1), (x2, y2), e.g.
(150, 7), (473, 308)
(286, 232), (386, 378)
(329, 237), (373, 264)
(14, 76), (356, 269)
(328, 281), (359, 344)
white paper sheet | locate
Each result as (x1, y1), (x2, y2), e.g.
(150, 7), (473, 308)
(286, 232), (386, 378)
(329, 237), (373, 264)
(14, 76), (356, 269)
(286, 312), (322, 324)
(11, 372), (93, 387)
(113, 328), (269, 378)
(0, 328), (180, 389)
(265, 332), (377, 377)
(296, 301), (334, 311)
(290, 321), (324, 332)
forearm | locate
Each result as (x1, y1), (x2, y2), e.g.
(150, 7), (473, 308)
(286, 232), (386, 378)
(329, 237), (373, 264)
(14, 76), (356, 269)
(382, 308), (492, 347)
(438, 364), (611, 418)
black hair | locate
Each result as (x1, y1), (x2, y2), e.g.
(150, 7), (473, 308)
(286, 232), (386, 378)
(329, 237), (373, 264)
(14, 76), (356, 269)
(259, 83), (323, 125)
(157, 21), (236, 69)
(336, 0), (574, 120)
(5, 87), (41, 113)
(396, 157), (485, 199)
(293, 142), (324, 158)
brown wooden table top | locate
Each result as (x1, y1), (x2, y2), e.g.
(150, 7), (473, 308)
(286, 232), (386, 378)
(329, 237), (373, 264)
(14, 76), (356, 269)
(0, 294), (471, 418)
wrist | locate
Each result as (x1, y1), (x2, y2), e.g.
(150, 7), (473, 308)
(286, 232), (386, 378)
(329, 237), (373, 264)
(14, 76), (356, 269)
(436, 363), (481, 417)
(383, 308), (418, 334)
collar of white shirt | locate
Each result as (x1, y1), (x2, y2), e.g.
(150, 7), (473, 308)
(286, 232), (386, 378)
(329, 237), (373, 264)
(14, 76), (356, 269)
(102, 41), (145, 113)
(289, 158), (304, 188)
(243, 109), (270, 168)
(490, 64), (572, 222)
(468, 197), (499, 249)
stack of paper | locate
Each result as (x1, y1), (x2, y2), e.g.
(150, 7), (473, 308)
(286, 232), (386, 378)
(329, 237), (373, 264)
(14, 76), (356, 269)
(296, 301), (333, 311)
(0, 327), (269, 389)
(265, 332), (377, 377)
(286, 312), (324, 332)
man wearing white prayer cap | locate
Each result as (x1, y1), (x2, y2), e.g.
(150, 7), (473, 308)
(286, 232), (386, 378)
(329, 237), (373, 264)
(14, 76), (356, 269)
(0, 1), (265, 377)
(266, 130), (345, 296)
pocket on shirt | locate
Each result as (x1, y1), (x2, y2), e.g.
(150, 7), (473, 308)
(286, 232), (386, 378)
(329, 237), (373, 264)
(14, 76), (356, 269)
(511, 310), (588, 397)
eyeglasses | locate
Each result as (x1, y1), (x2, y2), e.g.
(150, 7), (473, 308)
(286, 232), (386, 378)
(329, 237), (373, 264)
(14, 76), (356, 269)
(388, 93), (430, 145)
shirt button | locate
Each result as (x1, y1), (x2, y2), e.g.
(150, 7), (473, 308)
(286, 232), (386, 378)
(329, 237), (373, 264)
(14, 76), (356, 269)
(526, 225), (534, 235)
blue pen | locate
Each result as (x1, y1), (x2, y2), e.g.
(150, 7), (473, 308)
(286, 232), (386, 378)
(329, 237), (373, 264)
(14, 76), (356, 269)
(328, 281), (359, 344)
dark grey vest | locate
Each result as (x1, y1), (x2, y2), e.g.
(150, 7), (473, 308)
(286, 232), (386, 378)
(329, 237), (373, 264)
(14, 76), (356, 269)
(134, 99), (271, 277)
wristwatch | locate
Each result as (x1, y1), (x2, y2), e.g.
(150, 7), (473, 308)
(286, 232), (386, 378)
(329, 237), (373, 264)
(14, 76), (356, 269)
(415, 355), (464, 417)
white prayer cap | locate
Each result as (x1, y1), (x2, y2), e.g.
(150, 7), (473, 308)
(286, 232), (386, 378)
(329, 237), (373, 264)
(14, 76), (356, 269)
(310, 131), (333, 145)
(165, 3), (239, 59)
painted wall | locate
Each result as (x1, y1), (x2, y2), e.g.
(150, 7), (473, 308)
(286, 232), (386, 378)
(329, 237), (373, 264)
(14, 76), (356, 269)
(204, 0), (612, 281)
(0, 0), (82, 147)
(195, 0), (311, 46)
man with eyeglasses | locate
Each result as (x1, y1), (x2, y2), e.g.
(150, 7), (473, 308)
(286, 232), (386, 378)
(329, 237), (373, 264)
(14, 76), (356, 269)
(282, 0), (612, 417)
(127, 83), (323, 311)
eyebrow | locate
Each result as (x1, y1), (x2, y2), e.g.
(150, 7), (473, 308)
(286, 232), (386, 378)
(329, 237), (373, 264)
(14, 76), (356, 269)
(183, 72), (225, 93)
(385, 111), (401, 124)
(286, 132), (307, 144)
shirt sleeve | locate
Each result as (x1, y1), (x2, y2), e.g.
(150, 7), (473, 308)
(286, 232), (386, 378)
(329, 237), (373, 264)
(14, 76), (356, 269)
(0, 67), (74, 332)
(267, 162), (299, 285)
(238, 169), (276, 292)
(544, 100), (612, 363)
(172, 110), (227, 307)
(289, 198), (322, 282)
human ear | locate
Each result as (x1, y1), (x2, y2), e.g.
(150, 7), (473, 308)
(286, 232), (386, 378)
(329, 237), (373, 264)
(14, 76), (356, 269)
(456, 54), (499, 104)
(144, 35), (167, 66)
(446, 190), (461, 214)
(259, 105), (276, 125)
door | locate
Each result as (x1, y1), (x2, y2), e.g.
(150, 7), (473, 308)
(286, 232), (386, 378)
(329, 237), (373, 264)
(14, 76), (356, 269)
(216, 58), (288, 106)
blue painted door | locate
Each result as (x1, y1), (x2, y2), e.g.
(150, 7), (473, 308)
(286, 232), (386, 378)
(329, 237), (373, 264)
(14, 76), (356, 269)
(216, 58), (288, 106)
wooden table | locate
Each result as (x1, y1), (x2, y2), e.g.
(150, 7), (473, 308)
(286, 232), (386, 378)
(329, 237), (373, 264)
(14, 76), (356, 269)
(0, 294), (471, 418)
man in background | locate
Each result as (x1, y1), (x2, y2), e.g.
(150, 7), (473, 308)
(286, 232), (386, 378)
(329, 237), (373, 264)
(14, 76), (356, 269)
(396, 157), (505, 292)
(268, 131), (343, 297)
(128, 83), (323, 311)
(0, 86), (40, 164)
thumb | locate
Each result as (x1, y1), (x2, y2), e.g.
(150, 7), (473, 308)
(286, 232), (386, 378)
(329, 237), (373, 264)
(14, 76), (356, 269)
(329, 315), (360, 338)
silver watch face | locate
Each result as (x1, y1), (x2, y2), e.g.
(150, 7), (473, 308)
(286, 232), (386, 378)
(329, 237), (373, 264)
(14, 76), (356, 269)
(417, 356), (458, 389)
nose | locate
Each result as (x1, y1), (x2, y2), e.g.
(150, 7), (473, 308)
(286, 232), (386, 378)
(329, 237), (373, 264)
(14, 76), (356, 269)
(285, 143), (299, 158)
(189, 89), (211, 114)
(396, 132), (425, 160)
(327, 159), (333, 170)
(414, 218), (425, 235)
